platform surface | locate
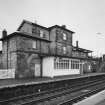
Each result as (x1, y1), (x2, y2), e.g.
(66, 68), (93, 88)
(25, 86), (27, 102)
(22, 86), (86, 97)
(74, 88), (105, 105)
(0, 73), (105, 89)
(95, 99), (105, 105)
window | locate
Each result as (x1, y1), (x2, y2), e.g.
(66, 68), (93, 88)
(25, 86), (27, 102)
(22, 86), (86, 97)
(54, 58), (70, 69)
(63, 47), (66, 54)
(71, 60), (80, 69)
(54, 58), (80, 70)
(32, 27), (36, 34)
(63, 33), (67, 40)
(32, 41), (37, 49)
(40, 30), (44, 37)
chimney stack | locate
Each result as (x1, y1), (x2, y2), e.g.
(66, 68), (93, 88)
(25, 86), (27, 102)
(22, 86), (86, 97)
(2, 29), (7, 38)
(76, 41), (79, 48)
(61, 25), (66, 29)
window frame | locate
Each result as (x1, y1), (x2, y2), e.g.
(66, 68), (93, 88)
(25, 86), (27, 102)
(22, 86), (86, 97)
(32, 40), (37, 49)
(63, 46), (67, 54)
(40, 30), (44, 38)
(63, 33), (67, 40)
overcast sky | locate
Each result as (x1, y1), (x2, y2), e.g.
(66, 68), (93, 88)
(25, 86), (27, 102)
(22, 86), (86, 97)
(0, 0), (105, 56)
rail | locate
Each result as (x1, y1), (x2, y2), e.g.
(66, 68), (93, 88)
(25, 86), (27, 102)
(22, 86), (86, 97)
(0, 76), (105, 105)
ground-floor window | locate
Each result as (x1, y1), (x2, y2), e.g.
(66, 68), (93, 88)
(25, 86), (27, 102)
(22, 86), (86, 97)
(54, 57), (80, 70)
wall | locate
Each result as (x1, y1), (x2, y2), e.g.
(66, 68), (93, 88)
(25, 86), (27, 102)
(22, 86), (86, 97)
(1, 34), (49, 78)
(0, 53), (2, 69)
(2, 40), (8, 69)
(42, 57), (54, 77)
(53, 69), (80, 77)
(56, 28), (72, 45)
(16, 36), (40, 52)
(32, 26), (49, 40)
(72, 51), (88, 58)
(49, 27), (72, 57)
(49, 27), (72, 45)
(40, 41), (49, 54)
(0, 69), (15, 79)
(16, 52), (41, 78)
(19, 22), (49, 40)
(16, 36), (49, 55)
(2, 37), (17, 70)
(20, 22), (32, 34)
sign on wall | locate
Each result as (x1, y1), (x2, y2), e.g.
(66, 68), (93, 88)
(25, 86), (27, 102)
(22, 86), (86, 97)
(0, 69), (15, 79)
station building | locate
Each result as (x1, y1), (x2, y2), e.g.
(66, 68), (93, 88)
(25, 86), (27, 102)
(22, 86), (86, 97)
(0, 20), (96, 78)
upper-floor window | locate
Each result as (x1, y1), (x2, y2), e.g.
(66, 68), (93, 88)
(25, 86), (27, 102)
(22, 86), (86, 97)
(40, 30), (44, 37)
(32, 27), (36, 34)
(63, 33), (67, 40)
(63, 46), (66, 54)
(32, 41), (37, 49)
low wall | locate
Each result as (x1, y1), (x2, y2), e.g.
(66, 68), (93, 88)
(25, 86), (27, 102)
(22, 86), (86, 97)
(0, 69), (15, 79)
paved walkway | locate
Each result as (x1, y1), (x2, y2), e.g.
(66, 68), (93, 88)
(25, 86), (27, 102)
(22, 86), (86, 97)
(95, 99), (105, 105)
(74, 89), (105, 105)
(0, 73), (104, 89)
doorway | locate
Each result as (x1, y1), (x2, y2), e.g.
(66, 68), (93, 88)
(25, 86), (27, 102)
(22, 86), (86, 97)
(34, 64), (41, 77)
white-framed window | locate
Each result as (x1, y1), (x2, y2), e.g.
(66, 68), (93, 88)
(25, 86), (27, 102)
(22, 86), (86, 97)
(63, 46), (66, 54)
(63, 33), (67, 40)
(54, 58), (70, 69)
(71, 60), (79, 69)
(32, 41), (37, 49)
(40, 30), (44, 37)
(54, 58), (80, 70)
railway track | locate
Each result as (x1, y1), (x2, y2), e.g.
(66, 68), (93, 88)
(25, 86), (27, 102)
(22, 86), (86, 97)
(0, 77), (105, 105)
(25, 80), (105, 105)
(57, 84), (105, 105)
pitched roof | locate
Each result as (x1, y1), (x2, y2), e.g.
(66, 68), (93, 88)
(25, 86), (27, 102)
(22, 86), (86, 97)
(17, 20), (75, 34)
(73, 46), (92, 53)
(17, 20), (48, 31)
(48, 25), (75, 33)
(0, 31), (51, 42)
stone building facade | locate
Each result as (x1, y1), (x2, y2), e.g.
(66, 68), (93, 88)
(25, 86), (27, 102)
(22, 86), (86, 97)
(0, 20), (97, 78)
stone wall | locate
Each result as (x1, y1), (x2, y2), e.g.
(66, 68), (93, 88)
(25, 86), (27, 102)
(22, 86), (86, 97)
(2, 37), (17, 69)
(19, 22), (49, 40)
(16, 36), (49, 54)
(16, 52), (40, 78)
(49, 27), (72, 57)
(2, 40), (8, 69)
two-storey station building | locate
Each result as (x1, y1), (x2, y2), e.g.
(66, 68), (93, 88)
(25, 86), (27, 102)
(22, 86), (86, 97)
(0, 20), (95, 78)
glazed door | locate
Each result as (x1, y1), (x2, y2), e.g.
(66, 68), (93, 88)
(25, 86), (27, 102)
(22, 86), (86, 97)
(35, 64), (41, 77)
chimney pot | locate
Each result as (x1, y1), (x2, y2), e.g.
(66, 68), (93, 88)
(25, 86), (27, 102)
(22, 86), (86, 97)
(61, 25), (66, 29)
(76, 41), (79, 48)
(2, 29), (7, 38)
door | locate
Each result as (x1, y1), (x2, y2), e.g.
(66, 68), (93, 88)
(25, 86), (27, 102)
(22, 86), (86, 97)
(35, 64), (41, 77)
(80, 63), (83, 75)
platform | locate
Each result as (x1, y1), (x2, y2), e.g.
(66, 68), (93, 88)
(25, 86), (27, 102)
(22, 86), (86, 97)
(0, 73), (105, 89)
(74, 88), (105, 105)
(95, 99), (105, 105)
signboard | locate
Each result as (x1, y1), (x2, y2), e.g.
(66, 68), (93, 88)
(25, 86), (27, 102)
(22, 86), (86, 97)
(0, 69), (15, 79)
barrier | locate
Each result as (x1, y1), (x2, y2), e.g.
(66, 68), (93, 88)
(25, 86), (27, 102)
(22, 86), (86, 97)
(0, 69), (15, 79)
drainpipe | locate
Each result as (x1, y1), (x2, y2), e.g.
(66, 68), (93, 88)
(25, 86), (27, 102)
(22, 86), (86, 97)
(6, 32), (8, 70)
(2, 29), (8, 69)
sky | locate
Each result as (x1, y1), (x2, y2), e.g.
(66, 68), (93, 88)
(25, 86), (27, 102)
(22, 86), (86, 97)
(0, 0), (105, 56)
